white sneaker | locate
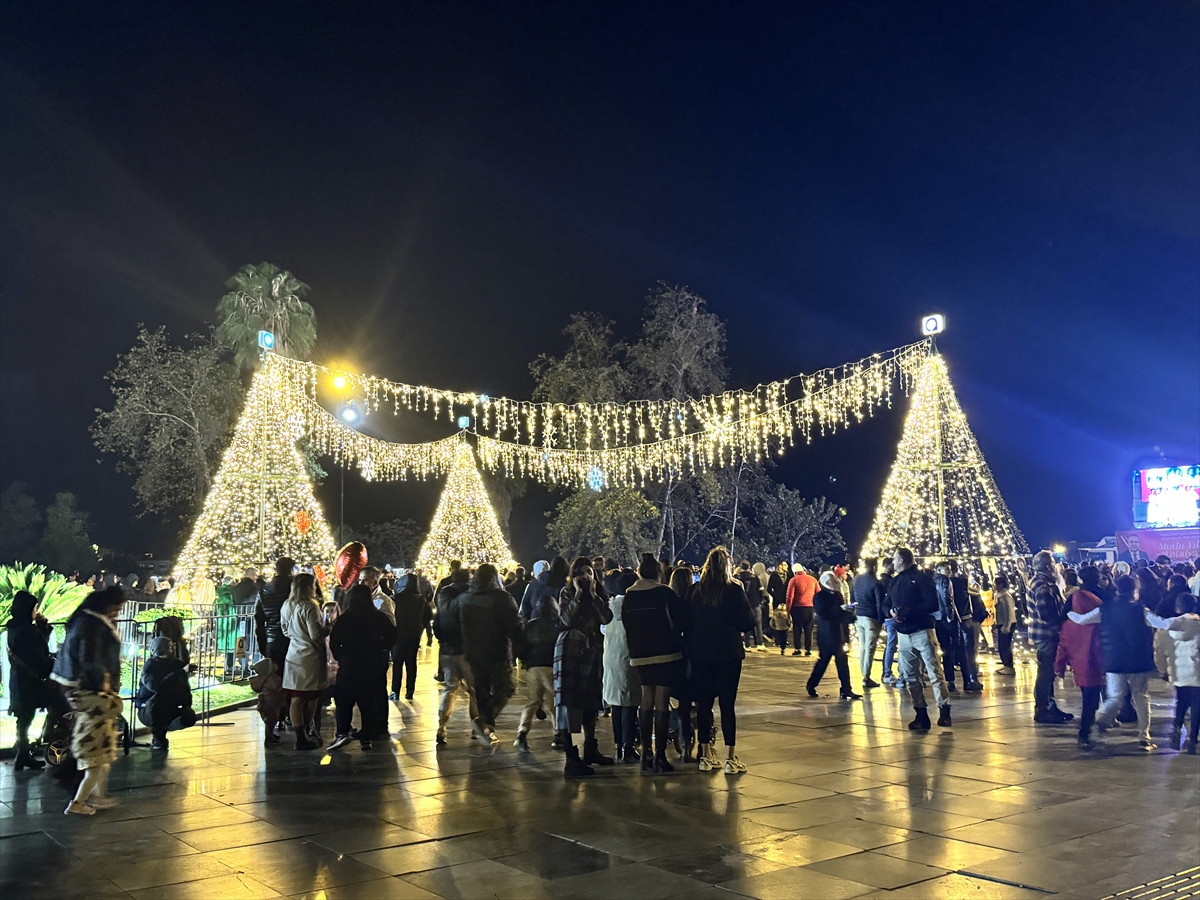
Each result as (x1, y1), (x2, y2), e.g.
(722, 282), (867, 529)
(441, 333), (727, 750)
(755, 645), (767, 652)
(997, 666), (1016, 675)
(64, 800), (96, 816)
(724, 756), (747, 774)
(698, 754), (720, 772)
(89, 796), (119, 809)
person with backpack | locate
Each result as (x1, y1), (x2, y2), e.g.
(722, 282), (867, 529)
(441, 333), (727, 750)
(135, 636), (196, 751)
(514, 575), (560, 752)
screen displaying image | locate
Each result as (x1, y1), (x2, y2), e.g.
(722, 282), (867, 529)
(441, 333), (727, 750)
(1133, 466), (1200, 529)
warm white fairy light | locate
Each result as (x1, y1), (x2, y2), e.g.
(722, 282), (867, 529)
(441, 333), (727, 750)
(172, 363), (339, 602)
(416, 439), (515, 575)
(860, 354), (1029, 563)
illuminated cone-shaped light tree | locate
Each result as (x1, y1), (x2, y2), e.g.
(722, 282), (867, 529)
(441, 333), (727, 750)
(173, 360), (338, 604)
(861, 354), (1028, 565)
(417, 439), (514, 575)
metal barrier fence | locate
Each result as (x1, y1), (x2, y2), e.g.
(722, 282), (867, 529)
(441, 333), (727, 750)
(0, 609), (261, 753)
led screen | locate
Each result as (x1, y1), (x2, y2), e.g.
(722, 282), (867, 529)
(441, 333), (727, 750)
(1132, 466), (1200, 529)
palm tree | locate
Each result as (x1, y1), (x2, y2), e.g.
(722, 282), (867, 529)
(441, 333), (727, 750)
(217, 262), (317, 368)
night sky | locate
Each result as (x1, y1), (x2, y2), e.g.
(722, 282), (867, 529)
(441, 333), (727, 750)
(1, 1), (1197, 565)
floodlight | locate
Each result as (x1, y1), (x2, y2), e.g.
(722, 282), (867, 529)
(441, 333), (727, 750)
(921, 314), (945, 336)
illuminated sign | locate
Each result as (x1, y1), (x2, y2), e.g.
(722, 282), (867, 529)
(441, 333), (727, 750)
(921, 314), (945, 336)
(1133, 466), (1200, 529)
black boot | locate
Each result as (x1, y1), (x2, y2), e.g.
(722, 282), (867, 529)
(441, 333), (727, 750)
(937, 705), (952, 727)
(653, 710), (674, 772)
(563, 745), (594, 778)
(550, 729), (568, 751)
(908, 708), (932, 731)
(582, 737), (614, 766)
(624, 743), (640, 763)
(638, 708), (654, 759)
(14, 745), (45, 771)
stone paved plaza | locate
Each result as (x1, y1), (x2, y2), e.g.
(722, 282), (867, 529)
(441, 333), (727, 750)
(2, 646), (1198, 900)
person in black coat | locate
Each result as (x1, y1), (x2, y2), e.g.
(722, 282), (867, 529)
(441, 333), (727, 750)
(852, 558), (889, 688)
(6, 591), (68, 770)
(457, 564), (522, 743)
(135, 636), (195, 750)
(328, 584), (396, 751)
(806, 573), (862, 700)
(255, 558), (295, 668)
(390, 574), (433, 701)
(680, 547), (755, 775)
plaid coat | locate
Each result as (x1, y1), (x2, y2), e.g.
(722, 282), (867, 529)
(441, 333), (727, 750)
(553, 589), (612, 711)
(1027, 571), (1066, 645)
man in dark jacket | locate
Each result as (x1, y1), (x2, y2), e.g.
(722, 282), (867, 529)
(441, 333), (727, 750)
(390, 575), (433, 701)
(328, 584), (397, 751)
(852, 558), (888, 688)
(890, 548), (951, 731)
(506, 567), (531, 606)
(932, 563), (963, 693)
(946, 560), (982, 692)
(514, 580), (560, 752)
(433, 567), (478, 744)
(457, 564), (521, 743)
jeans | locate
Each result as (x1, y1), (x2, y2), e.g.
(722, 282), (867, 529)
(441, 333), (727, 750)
(611, 705), (638, 749)
(469, 659), (514, 728)
(1097, 671), (1152, 741)
(1176, 686), (1200, 748)
(807, 649), (852, 694)
(855, 618), (882, 680)
(744, 610), (765, 647)
(1079, 685), (1101, 740)
(883, 618), (898, 678)
(1033, 638), (1060, 713)
(791, 607), (814, 652)
(391, 637), (420, 695)
(897, 629), (950, 710)
(960, 621), (980, 683)
(996, 628), (1014, 668)
(935, 620), (961, 686)
(517, 665), (553, 734)
(437, 655), (480, 733)
(695, 659), (742, 746)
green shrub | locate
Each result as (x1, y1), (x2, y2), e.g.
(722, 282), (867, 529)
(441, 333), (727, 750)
(0, 562), (92, 624)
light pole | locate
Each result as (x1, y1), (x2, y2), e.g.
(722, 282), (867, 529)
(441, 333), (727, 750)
(338, 401), (360, 546)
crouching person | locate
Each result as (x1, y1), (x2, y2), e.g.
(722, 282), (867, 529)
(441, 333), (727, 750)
(136, 637), (196, 751)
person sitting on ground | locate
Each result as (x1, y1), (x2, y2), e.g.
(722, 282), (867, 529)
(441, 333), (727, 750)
(249, 658), (286, 746)
(135, 636), (196, 751)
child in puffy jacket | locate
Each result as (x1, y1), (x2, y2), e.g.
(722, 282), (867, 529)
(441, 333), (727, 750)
(250, 658), (286, 747)
(770, 604), (791, 655)
(1145, 593), (1200, 754)
(1055, 588), (1105, 749)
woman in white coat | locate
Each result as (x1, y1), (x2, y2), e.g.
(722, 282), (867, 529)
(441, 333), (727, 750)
(1146, 593), (1200, 754)
(281, 573), (328, 750)
(603, 594), (642, 762)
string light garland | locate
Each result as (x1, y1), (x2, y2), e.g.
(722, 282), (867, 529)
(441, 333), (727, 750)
(860, 354), (1029, 564)
(416, 439), (515, 575)
(173, 362), (339, 600)
(273, 340), (931, 454)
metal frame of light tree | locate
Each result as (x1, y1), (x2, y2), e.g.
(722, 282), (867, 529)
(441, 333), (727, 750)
(859, 353), (1029, 568)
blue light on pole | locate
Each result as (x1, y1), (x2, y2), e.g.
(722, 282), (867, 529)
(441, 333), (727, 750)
(457, 415), (470, 430)
(258, 330), (275, 350)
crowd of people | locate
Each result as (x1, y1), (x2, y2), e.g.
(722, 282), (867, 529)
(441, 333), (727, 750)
(6, 544), (1198, 816)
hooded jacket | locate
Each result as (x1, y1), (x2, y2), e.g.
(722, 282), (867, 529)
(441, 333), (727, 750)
(458, 585), (521, 667)
(136, 636), (194, 729)
(393, 580), (433, 645)
(520, 569), (567, 621)
(329, 589), (396, 678)
(5, 591), (55, 716)
(1054, 589), (1104, 687)
(51, 609), (121, 692)
(1146, 611), (1200, 688)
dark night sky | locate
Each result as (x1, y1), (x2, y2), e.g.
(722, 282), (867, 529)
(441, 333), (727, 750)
(1, 1), (1197, 565)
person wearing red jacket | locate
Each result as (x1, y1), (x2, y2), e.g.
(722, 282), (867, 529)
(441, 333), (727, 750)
(1055, 577), (1105, 749)
(786, 565), (818, 656)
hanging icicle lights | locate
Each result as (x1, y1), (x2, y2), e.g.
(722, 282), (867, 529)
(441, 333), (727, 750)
(269, 339), (930, 484)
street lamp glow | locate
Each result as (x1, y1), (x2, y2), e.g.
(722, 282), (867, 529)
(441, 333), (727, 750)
(340, 406), (359, 424)
(332, 375), (347, 390)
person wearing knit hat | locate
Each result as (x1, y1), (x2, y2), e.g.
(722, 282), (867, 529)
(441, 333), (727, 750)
(806, 572), (862, 700)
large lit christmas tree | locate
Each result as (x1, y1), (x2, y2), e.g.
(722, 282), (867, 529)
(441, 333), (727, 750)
(861, 353), (1028, 565)
(416, 439), (514, 575)
(173, 360), (338, 603)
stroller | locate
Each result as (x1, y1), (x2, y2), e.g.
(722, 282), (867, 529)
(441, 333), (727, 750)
(45, 703), (130, 785)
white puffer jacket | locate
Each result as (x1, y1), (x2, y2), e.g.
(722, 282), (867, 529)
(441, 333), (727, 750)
(1149, 612), (1200, 688)
(602, 596), (642, 708)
